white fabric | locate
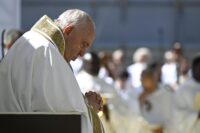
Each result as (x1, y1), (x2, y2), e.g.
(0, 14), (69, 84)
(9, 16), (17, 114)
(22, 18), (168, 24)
(110, 87), (155, 133)
(76, 70), (116, 133)
(127, 62), (146, 88)
(140, 84), (174, 131)
(98, 67), (114, 85)
(76, 70), (154, 133)
(168, 78), (200, 133)
(114, 81), (141, 115)
(0, 31), (92, 133)
(4, 48), (8, 55)
(98, 67), (108, 80)
(76, 70), (115, 94)
(70, 57), (83, 76)
(161, 63), (178, 86)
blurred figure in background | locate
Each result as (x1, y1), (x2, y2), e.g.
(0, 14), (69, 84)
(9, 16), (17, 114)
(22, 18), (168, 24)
(2, 29), (23, 56)
(127, 47), (152, 88)
(139, 66), (174, 133)
(98, 51), (114, 84)
(110, 69), (157, 133)
(76, 51), (115, 94)
(161, 50), (178, 90)
(76, 51), (116, 133)
(114, 70), (140, 114)
(148, 62), (162, 83)
(172, 42), (185, 65)
(169, 53), (200, 133)
(114, 70), (148, 132)
(77, 52), (155, 133)
(76, 51), (115, 102)
(111, 49), (126, 80)
(178, 58), (190, 85)
(172, 42), (190, 85)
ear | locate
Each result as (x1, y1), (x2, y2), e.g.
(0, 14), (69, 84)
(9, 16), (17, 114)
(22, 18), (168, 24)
(63, 25), (74, 35)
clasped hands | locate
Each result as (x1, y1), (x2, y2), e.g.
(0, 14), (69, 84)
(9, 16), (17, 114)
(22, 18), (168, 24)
(85, 91), (103, 113)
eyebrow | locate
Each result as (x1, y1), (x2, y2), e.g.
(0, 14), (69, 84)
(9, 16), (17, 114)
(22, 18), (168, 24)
(83, 42), (90, 47)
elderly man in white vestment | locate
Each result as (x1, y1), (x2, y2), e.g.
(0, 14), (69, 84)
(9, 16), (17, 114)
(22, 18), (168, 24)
(168, 54), (200, 133)
(0, 9), (104, 133)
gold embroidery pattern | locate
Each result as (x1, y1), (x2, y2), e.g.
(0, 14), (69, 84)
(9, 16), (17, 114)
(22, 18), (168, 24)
(31, 15), (65, 56)
(88, 106), (104, 133)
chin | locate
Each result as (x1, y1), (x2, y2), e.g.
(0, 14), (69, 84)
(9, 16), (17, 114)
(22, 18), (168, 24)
(72, 57), (77, 61)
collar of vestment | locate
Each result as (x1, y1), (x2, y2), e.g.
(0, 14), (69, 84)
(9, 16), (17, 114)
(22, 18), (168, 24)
(31, 15), (65, 56)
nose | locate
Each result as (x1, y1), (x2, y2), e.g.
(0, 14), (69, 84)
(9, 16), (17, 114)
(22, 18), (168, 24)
(79, 50), (86, 57)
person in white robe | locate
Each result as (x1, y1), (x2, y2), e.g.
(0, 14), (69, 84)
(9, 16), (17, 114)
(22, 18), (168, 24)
(114, 70), (141, 115)
(98, 51), (114, 85)
(139, 67), (174, 133)
(0, 9), (104, 133)
(161, 50), (178, 90)
(113, 69), (155, 133)
(76, 52), (115, 94)
(127, 47), (152, 88)
(168, 54), (200, 133)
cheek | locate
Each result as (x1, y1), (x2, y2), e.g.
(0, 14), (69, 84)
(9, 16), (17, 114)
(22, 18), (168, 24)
(68, 37), (83, 55)
(143, 80), (152, 87)
(73, 44), (82, 55)
(68, 40), (78, 52)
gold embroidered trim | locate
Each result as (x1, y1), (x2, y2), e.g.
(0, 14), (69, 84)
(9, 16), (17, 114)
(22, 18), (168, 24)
(31, 15), (65, 55)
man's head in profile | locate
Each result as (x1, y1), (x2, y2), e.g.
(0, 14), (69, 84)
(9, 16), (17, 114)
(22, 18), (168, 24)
(55, 9), (96, 62)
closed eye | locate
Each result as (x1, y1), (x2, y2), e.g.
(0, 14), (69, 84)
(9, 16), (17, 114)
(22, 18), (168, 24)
(82, 42), (89, 48)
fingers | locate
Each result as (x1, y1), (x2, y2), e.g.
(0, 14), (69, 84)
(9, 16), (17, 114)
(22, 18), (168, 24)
(97, 93), (103, 111)
(99, 104), (103, 111)
(96, 93), (101, 101)
(85, 91), (103, 111)
(85, 91), (93, 96)
(85, 91), (101, 101)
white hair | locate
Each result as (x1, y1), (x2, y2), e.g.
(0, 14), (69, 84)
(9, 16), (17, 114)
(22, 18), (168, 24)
(133, 47), (151, 62)
(164, 50), (175, 62)
(112, 49), (124, 60)
(56, 9), (95, 30)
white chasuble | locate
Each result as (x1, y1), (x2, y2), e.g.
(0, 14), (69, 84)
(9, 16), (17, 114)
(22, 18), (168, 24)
(0, 15), (93, 133)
